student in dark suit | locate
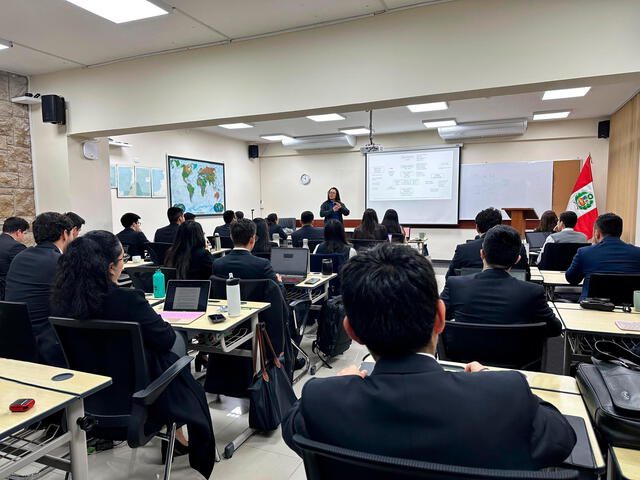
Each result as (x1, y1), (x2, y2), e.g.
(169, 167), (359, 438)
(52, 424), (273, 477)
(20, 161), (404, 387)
(441, 225), (562, 336)
(213, 210), (236, 238)
(5, 212), (73, 367)
(0, 217), (29, 300)
(213, 218), (281, 283)
(291, 211), (324, 247)
(446, 207), (529, 278)
(320, 186), (349, 224)
(352, 208), (388, 240)
(566, 213), (640, 301)
(267, 213), (288, 241)
(50, 231), (215, 479)
(282, 243), (576, 469)
(64, 211), (85, 240)
(252, 217), (278, 254)
(154, 207), (185, 243)
(115, 212), (149, 257)
(164, 221), (213, 280)
(313, 219), (356, 259)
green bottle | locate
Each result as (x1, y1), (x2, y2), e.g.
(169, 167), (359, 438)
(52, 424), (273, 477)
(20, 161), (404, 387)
(153, 269), (165, 298)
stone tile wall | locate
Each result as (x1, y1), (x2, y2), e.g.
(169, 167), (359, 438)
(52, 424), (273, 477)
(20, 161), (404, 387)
(0, 70), (35, 244)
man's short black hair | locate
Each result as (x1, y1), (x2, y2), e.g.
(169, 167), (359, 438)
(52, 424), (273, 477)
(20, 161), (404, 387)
(482, 225), (522, 269)
(559, 211), (578, 229)
(230, 218), (256, 246)
(32, 212), (73, 244)
(184, 212), (196, 221)
(2, 217), (29, 234)
(167, 207), (184, 223)
(475, 207), (503, 234)
(64, 212), (85, 230)
(235, 211), (244, 220)
(223, 210), (235, 224)
(120, 212), (140, 228)
(595, 213), (623, 238)
(300, 211), (314, 224)
(341, 243), (439, 357)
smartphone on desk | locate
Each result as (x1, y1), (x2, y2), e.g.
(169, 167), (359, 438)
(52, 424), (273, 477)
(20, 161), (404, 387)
(209, 314), (226, 324)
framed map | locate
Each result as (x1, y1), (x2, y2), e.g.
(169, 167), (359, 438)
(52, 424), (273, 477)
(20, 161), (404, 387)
(167, 156), (225, 216)
(151, 168), (167, 198)
(116, 165), (136, 197)
(135, 167), (152, 197)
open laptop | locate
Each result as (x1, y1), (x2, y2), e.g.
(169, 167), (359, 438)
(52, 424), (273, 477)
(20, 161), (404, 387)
(525, 231), (551, 252)
(160, 280), (210, 325)
(270, 247), (309, 284)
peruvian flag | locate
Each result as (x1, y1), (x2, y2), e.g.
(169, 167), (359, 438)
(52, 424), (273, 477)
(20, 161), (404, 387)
(567, 155), (598, 237)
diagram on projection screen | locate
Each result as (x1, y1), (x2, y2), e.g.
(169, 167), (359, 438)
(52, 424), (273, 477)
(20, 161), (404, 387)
(167, 155), (225, 216)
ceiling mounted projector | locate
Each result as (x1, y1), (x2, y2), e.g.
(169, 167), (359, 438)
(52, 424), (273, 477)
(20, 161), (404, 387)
(438, 118), (528, 140)
(281, 134), (356, 150)
(359, 110), (384, 154)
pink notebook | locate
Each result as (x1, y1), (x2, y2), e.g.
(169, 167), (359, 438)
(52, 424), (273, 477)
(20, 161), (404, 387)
(160, 311), (204, 325)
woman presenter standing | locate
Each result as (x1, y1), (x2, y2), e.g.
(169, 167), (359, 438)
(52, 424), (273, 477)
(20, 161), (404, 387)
(320, 187), (350, 224)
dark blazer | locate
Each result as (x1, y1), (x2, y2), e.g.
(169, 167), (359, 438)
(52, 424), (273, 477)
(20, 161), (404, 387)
(213, 223), (232, 238)
(320, 200), (350, 224)
(183, 248), (214, 280)
(213, 249), (278, 283)
(154, 223), (179, 244)
(291, 225), (324, 247)
(565, 236), (640, 301)
(315, 242), (352, 260)
(4, 242), (66, 367)
(268, 223), (288, 241)
(282, 354), (575, 469)
(441, 269), (562, 336)
(446, 236), (529, 278)
(116, 227), (149, 257)
(352, 224), (388, 241)
(0, 233), (26, 300)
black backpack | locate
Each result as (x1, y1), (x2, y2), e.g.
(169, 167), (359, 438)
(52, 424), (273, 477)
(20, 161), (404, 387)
(313, 296), (352, 360)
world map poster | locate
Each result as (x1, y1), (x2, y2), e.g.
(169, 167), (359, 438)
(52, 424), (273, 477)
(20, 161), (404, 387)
(167, 156), (225, 216)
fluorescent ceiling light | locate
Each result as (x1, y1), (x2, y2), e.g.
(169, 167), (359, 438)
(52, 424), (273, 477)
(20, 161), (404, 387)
(218, 123), (253, 129)
(339, 127), (370, 135)
(532, 111), (571, 121)
(542, 87), (591, 100)
(423, 119), (457, 129)
(65, 0), (169, 24)
(306, 113), (346, 122)
(260, 134), (293, 142)
(407, 101), (448, 113)
(0, 39), (12, 50)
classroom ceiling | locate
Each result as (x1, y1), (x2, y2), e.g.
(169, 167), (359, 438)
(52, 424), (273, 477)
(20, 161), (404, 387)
(195, 80), (640, 143)
(0, 0), (452, 75)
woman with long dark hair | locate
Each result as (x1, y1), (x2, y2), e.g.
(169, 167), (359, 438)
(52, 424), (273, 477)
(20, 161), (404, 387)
(50, 231), (215, 478)
(534, 210), (558, 233)
(253, 217), (278, 253)
(381, 208), (406, 243)
(320, 186), (350, 224)
(353, 208), (387, 240)
(266, 213), (287, 241)
(314, 219), (356, 259)
(164, 221), (213, 280)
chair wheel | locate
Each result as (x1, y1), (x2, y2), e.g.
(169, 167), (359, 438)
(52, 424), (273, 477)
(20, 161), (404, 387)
(224, 443), (235, 459)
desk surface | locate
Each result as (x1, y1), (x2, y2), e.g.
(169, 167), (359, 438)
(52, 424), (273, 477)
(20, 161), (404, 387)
(554, 304), (640, 336)
(295, 273), (337, 289)
(122, 260), (154, 269)
(611, 447), (640, 480)
(539, 270), (582, 287)
(209, 248), (230, 256)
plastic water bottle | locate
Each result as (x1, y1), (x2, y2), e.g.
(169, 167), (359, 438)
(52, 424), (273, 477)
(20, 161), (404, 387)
(302, 238), (309, 249)
(152, 269), (165, 298)
(388, 233), (392, 243)
(214, 232), (221, 250)
(272, 233), (280, 247)
(226, 273), (241, 317)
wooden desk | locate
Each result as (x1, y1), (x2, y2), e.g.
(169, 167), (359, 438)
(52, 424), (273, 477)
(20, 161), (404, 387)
(294, 273), (337, 305)
(530, 266), (544, 283)
(122, 259), (153, 269)
(609, 447), (640, 480)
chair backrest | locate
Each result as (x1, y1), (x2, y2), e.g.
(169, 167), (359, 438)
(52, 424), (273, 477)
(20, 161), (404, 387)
(293, 434), (578, 480)
(351, 239), (387, 252)
(587, 273), (640, 306)
(0, 301), (38, 362)
(219, 236), (234, 249)
(50, 318), (150, 432)
(253, 251), (271, 260)
(308, 239), (324, 252)
(278, 217), (296, 230)
(459, 267), (482, 276)
(525, 231), (551, 250)
(440, 321), (548, 370)
(537, 243), (589, 271)
(145, 242), (172, 265)
(126, 266), (177, 293)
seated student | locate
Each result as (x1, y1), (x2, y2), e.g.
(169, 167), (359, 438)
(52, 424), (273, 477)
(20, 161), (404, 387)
(282, 243), (576, 468)
(313, 219), (356, 259)
(566, 213), (640, 300)
(213, 210), (236, 238)
(534, 210), (558, 233)
(64, 211), (85, 240)
(213, 219), (281, 283)
(0, 217), (29, 300)
(381, 208), (405, 243)
(352, 208), (387, 240)
(235, 210), (244, 220)
(291, 211), (324, 247)
(184, 212), (196, 221)
(441, 225), (562, 336)
(164, 221), (213, 280)
(50, 231), (215, 478)
(446, 207), (528, 278)
(252, 217), (278, 254)
(537, 211), (588, 264)
(5, 212), (73, 367)
(116, 212), (149, 258)
(154, 207), (185, 243)
(267, 213), (288, 241)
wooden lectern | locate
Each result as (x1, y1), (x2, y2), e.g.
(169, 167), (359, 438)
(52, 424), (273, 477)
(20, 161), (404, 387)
(502, 208), (538, 238)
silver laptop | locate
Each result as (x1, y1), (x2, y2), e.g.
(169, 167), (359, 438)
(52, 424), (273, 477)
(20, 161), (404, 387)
(270, 247), (309, 284)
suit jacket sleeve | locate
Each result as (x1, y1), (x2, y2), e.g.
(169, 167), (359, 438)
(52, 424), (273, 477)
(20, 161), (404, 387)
(263, 259), (279, 283)
(515, 244), (530, 275)
(446, 246), (461, 279)
(277, 226), (287, 240)
(319, 201), (332, 219)
(130, 290), (176, 352)
(565, 249), (584, 285)
(440, 279), (455, 320)
(531, 286), (563, 336)
(138, 231), (149, 244)
(281, 399), (308, 457)
(340, 202), (350, 216)
(9, 242), (26, 261)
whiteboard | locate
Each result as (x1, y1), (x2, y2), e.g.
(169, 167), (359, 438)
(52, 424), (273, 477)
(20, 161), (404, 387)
(459, 161), (553, 220)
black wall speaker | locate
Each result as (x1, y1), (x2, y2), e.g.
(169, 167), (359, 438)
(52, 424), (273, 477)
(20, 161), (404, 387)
(598, 120), (610, 139)
(248, 144), (259, 158)
(41, 95), (66, 125)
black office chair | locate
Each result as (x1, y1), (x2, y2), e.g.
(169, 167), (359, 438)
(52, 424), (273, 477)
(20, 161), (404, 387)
(307, 239), (324, 252)
(351, 239), (387, 252)
(50, 318), (193, 479)
(310, 253), (347, 296)
(0, 301), (39, 362)
(293, 434), (578, 480)
(253, 251), (272, 260)
(537, 243), (589, 271)
(439, 321), (548, 371)
(126, 266), (177, 293)
(587, 273), (640, 306)
(458, 268), (527, 281)
(145, 242), (172, 265)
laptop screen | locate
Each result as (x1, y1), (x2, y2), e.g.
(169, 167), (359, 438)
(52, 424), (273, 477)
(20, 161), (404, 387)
(525, 231), (551, 249)
(270, 248), (309, 276)
(164, 280), (210, 312)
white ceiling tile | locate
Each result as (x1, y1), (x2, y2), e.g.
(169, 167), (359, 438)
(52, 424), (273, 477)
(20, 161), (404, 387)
(0, 44), (79, 76)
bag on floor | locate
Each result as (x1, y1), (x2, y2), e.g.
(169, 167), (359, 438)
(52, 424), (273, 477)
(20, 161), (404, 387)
(312, 295), (352, 358)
